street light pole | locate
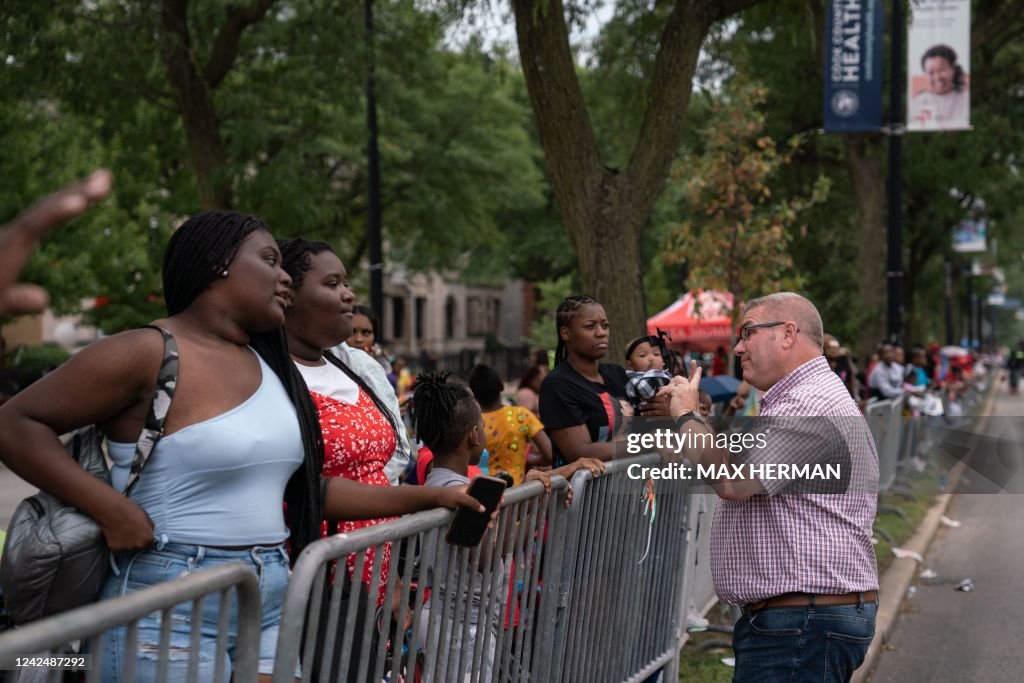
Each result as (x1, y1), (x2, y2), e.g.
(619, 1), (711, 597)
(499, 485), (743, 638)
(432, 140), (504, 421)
(943, 260), (955, 346)
(365, 0), (384, 319)
(886, 0), (905, 345)
(964, 268), (973, 347)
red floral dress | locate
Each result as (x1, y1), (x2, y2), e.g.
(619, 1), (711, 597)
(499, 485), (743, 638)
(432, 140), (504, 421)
(311, 387), (397, 606)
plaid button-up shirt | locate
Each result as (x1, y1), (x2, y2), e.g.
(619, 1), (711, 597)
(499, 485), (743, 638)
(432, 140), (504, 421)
(710, 356), (879, 606)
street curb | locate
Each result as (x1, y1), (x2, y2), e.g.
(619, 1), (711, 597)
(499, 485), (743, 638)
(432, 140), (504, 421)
(852, 482), (958, 683)
(855, 383), (997, 683)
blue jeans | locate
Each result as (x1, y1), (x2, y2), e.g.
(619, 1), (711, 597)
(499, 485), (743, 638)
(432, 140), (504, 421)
(97, 543), (291, 682)
(732, 602), (876, 683)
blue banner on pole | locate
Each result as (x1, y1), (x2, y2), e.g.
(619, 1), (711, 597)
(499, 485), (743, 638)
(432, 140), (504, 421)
(824, 0), (884, 132)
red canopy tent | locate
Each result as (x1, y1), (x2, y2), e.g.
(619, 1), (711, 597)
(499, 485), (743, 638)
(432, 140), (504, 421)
(647, 290), (735, 353)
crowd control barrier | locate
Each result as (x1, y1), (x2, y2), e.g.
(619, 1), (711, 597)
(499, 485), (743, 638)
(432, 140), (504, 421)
(12, 375), (992, 683)
(271, 453), (701, 683)
(0, 562), (261, 683)
(271, 476), (572, 683)
(544, 457), (697, 683)
(866, 397), (903, 495)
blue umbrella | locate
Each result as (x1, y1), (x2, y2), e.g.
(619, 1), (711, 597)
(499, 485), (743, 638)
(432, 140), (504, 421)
(699, 375), (742, 403)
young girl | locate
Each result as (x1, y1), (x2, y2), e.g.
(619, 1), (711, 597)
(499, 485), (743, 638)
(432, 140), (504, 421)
(411, 372), (500, 681)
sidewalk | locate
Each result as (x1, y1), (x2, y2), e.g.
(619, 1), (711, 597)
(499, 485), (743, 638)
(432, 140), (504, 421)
(863, 380), (1024, 682)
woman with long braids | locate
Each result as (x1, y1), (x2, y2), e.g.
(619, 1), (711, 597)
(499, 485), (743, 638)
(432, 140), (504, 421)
(0, 212), (481, 682)
(278, 239), (486, 681)
(538, 295), (670, 466)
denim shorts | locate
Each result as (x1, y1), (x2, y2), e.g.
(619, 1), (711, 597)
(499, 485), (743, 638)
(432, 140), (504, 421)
(96, 542), (292, 682)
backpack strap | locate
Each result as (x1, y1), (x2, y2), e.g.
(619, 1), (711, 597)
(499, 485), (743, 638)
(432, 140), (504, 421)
(123, 325), (179, 495)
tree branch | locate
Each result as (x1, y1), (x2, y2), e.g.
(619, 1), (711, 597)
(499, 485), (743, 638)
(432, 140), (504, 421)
(160, 0), (195, 96)
(972, 0), (1024, 48)
(627, 0), (769, 229)
(713, 0), (773, 22)
(204, 0), (277, 89)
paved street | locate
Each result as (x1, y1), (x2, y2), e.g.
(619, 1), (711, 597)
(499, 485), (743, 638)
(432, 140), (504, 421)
(870, 380), (1024, 682)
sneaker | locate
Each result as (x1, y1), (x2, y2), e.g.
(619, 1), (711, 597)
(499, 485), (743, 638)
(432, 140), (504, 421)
(687, 609), (709, 632)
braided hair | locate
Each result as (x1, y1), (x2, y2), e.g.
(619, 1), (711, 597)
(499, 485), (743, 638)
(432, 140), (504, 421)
(276, 238), (401, 447)
(553, 294), (597, 366)
(161, 211), (325, 558)
(412, 372), (479, 455)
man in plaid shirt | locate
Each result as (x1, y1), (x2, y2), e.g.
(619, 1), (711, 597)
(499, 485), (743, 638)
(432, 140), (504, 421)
(662, 292), (878, 683)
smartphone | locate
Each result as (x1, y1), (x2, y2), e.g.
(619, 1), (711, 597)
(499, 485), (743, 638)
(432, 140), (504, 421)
(444, 475), (507, 547)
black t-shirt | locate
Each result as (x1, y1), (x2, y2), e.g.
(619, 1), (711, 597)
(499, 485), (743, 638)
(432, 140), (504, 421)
(539, 361), (628, 467)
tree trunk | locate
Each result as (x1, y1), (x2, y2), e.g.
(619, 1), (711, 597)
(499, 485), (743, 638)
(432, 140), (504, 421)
(160, 0), (232, 209)
(843, 134), (887, 362)
(159, 0), (276, 209)
(571, 171), (648, 357)
(511, 0), (764, 355)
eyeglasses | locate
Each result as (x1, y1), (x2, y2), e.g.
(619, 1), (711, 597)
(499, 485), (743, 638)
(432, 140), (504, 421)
(738, 321), (797, 342)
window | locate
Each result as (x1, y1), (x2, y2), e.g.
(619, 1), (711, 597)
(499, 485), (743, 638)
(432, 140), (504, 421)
(415, 297), (426, 340)
(391, 296), (405, 340)
(445, 296), (457, 338)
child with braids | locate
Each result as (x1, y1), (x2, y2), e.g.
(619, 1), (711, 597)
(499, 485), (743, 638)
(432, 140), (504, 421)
(410, 371), (502, 680)
(413, 372), (604, 679)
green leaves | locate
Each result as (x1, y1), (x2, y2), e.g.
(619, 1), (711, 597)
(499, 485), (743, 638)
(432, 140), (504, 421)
(2, 0), (550, 333)
(658, 77), (825, 311)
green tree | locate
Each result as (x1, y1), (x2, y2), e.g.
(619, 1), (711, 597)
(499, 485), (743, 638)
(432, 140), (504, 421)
(659, 79), (828, 324)
(510, 0), (769, 355)
(709, 0), (1024, 356)
(1, 0), (549, 330)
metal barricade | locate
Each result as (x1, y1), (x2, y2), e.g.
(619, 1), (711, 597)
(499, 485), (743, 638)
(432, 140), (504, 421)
(682, 493), (717, 625)
(0, 562), (260, 683)
(883, 396), (906, 480)
(272, 477), (572, 683)
(866, 399), (897, 494)
(541, 454), (696, 683)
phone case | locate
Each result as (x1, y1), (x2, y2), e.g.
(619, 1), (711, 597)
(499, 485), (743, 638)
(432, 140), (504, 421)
(444, 475), (506, 547)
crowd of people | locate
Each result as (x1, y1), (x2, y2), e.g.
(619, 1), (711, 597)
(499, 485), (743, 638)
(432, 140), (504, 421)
(0, 172), (1006, 683)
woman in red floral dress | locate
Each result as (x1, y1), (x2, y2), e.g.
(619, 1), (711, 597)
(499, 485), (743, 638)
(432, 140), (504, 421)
(278, 239), (487, 681)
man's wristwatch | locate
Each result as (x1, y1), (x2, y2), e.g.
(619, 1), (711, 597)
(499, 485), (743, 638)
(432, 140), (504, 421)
(674, 410), (707, 430)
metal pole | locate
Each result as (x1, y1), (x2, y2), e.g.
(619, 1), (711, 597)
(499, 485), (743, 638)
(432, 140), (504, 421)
(975, 295), (983, 349)
(964, 269), (973, 348)
(365, 0), (384, 319)
(886, 0), (905, 345)
(944, 260), (955, 346)
(990, 304), (997, 348)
